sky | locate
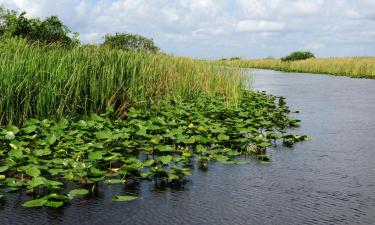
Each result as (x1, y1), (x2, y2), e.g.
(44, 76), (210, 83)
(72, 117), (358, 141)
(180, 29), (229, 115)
(0, 0), (374, 59)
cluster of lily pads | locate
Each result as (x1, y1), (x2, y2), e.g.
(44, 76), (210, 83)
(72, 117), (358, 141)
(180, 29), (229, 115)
(0, 91), (307, 208)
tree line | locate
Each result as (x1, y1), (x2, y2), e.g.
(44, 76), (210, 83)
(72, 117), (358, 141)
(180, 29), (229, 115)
(0, 6), (160, 52)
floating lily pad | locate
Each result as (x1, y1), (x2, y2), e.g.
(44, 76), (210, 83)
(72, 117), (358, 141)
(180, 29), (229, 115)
(112, 195), (138, 202)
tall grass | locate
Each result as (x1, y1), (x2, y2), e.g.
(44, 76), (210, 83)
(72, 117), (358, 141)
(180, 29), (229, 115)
(222, 57), (375, 79)
(0, 38), (243, 125)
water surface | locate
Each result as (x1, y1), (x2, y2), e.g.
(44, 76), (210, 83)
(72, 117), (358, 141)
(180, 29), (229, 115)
(1, 69), (375, 225)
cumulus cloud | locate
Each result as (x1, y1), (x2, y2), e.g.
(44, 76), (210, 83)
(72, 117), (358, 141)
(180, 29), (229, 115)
(0, 0), (374, 58)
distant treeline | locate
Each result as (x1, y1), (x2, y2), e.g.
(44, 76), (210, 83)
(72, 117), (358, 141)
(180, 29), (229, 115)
(0, 6), (159, 52)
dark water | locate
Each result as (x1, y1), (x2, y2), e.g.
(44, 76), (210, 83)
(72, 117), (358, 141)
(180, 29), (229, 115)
(2, 69), (375, 225)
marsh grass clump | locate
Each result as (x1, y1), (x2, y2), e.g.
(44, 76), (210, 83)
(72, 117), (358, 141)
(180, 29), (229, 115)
(0, 91), (307, 208)
(0, 38), (242, 125)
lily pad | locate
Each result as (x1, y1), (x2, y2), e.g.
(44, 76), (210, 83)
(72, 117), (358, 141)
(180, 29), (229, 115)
(112, 195), (138, 202)
(22, 198), (48, 207)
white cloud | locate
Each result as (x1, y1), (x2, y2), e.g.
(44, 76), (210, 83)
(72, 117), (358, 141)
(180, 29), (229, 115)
(237, 20), (285, 32)
(286, 0), (324, 16)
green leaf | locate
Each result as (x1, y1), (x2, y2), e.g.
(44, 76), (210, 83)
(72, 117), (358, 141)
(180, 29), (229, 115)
(180, 137), (196, 144)
(259, 142), (271, 148)
(168, 173), (179, 180)
(196, 145), (206, 153)
(141, 172), (151, 179)
(112, 195), (138, 202)
(88, 151), (104, 160)
(48, 168), (65, 176)
(47, 133), (57, 145)
(47, 193), (67, 201)
(6, 125), (20, 134)
(215, 155), (230, 163)
(8, 149), (23, 158)
(34, 148), (52, 157)
(28, 177), (47, 188)
(68, 189), (89, 198)
(45, 201), (64, 208)
(156, 145), (174, 152)
(5, 132), (15, 140)
(95, 130), (113, 140)
(22, 198), (48, 207)
(26, 166), (41, 177)
(217, 133), (230, 141)
(0, 175), (5, 180)
(23, 125), (37, 134)
(77, 120), (87, 127)
(157, 155), (172, 165)
(0, 166), (9, 173)
(142, 160), (154, 167)
(47, 180), (64, 188)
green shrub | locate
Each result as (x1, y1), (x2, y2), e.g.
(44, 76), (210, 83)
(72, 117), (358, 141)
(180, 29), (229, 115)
(102, 32), (159, 53)
(281, 51), (315, 62)
(0, 6), (79, 46)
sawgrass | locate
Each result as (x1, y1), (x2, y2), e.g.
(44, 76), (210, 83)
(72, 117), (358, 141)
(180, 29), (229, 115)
(0, 38), (243, 125)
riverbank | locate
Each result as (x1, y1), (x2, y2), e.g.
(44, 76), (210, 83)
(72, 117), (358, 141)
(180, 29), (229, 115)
(220, 57), (375, 79)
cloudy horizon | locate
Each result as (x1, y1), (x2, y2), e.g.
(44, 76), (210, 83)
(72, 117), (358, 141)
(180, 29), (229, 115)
(1, 0), (374, 59)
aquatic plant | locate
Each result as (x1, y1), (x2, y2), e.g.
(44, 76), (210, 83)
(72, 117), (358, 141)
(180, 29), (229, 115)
(0, 91), (307, 208)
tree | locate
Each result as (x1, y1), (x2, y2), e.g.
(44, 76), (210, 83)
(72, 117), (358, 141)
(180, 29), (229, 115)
(102, 32), (160, 53)
(0, 6), (79, 46)
(281, 51), (315, 62)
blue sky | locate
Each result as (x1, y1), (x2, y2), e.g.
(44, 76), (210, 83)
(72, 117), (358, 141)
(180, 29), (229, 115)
(1, 0), (375, 59)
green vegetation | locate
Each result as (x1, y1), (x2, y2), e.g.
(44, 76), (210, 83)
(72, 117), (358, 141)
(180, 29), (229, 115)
(0, 38), (242, 125)
(221, 57), (375, 78)
(0, 7), (307, 208)
(281, 51), (315, 62)
(0, 92), (306, 208)
(0, 6), (78, 46)
(103, 32), (160, 53)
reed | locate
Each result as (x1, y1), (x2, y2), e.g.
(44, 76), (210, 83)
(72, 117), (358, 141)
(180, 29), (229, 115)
(221, 57), (375, 79)
(0, 38), (243, 125)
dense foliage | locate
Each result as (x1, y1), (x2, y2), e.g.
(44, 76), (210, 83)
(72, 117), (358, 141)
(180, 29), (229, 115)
(0, 92), (307, 208)
(281, 51), (315, 62)
(0, 6), (78, 46)
(103, 32), (159, 53)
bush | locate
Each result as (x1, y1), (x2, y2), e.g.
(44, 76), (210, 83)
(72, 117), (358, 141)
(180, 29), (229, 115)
(281, 51), (315, 62)
(102, 32), (160, 53)
(0, 6), (79, 46)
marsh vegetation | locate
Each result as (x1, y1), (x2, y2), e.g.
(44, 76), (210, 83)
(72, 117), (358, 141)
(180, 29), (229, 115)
(221, 57), (375, 78)
(0, 7), (307, 209)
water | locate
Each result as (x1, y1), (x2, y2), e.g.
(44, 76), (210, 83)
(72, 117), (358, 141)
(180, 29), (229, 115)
(1, 69), (375, 225)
